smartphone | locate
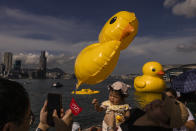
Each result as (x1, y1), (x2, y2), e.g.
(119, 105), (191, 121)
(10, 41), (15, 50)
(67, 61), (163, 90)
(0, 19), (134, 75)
(47, 93), (62, 126)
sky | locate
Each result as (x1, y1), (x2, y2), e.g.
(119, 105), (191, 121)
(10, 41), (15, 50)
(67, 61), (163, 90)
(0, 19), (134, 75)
(0, 0), (196, 74)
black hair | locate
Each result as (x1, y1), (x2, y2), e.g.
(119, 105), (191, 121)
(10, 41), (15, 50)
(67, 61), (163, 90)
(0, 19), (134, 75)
(161, 88), (177, 100)
(108, 87), (128, 98)
(178, 92), (196, 103)
(0, 78), (29, 130)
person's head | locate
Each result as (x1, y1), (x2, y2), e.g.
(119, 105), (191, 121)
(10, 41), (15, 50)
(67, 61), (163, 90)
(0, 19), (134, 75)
(0, 78), (32, 131)
(108, 81), (130, 105)
(164, 88), (177, 99)
(145, 96), (189, 128)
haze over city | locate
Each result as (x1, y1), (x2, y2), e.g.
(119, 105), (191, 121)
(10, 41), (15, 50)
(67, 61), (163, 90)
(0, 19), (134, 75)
(0, 0), (196, 74)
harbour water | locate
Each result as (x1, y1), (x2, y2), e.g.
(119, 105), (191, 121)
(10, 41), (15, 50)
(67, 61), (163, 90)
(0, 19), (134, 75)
(15, 78), (161, 131)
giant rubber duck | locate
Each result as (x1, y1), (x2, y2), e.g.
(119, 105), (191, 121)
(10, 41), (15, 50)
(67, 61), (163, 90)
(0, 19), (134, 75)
(134, 92), (162, 108)
(75, 11), (138, 89)
(134, 61), (166, 92)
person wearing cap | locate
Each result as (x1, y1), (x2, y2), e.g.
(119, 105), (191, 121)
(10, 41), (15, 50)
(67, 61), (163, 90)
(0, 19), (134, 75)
(164, 88), (195, 131)
(104, 95), (189, 131)
(92, 81), (131, 131)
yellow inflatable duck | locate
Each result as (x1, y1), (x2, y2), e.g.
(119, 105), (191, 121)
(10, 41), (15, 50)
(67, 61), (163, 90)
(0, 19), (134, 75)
(134, 61), (166, 92)
(71, 89), (100, 95)
(75, 11), (139, 89)
(134, 92), (162, 108)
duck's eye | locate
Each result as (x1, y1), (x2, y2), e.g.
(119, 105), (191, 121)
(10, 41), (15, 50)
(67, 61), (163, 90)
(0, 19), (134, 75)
(152, 68), (156, 72)
(110, 17), (117, 24)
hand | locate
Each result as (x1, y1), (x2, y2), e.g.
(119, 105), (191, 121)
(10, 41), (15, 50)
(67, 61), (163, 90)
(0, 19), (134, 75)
(53, 109), (73, 131)
(92, 99), (98, 105)
(38, 101), (50, 131)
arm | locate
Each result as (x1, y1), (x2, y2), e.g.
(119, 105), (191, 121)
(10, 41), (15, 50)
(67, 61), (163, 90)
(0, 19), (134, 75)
(184, 107), (196, 131)
(92, 99), (105, 112)
(124, 110), (131, 121)
(37, 100), (73, 131)
(53, 109), (73, 131)
(37, 101), (50, 131)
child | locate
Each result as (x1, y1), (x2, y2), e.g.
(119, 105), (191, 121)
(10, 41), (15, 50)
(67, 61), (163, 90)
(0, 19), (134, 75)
(92, 81), (131, 131)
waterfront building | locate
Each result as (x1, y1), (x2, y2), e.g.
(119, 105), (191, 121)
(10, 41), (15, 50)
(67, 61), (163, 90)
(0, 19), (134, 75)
(38, 51), (47, 78)
(163, 64), (196, 82)
(3, 52), (13, 74)
(13, 60), (22, 72)
(0, 64), (5, 75)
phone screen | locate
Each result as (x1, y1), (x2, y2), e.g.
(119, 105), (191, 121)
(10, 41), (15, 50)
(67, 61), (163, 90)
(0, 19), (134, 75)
(47, 93), (62, 126)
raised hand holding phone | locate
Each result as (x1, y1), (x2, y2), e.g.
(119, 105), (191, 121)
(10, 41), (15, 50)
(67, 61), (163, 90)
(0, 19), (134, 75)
(47, 93), (62, 126)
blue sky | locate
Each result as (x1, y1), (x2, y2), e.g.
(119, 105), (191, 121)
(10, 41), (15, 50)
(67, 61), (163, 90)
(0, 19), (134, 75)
(0, 0), (196, 74)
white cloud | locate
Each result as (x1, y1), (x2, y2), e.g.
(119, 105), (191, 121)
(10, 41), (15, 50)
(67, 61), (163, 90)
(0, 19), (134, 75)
(3, 33), (196, 74)
(1, 7), (196, 74)
(12, 52), (76, 71)
(0, 7), (97, 50)
(164, 0), (178, 7)
(0, 7), (99, 72)
(163, 0), (196, 18)
(113, 35), (196, 74)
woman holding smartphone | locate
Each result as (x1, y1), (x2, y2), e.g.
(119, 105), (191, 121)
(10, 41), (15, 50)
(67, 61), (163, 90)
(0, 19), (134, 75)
(0, 78), (73, 131)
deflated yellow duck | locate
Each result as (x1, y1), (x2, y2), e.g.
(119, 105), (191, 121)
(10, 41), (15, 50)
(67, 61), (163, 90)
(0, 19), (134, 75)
(71, 89), (100, 95)
(134, 61), (166, 92)
(75, 11), (139, 89)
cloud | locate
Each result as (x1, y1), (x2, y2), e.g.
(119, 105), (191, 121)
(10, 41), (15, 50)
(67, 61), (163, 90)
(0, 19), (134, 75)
(2, 33), (196, 74)
(163, 0), (196, 18)
(112, 35), (196, 74)
(176, 42), (196, 52)
(12, 52), (76, 70)
(164, 0), (178, 7)
(0, 7), (99, 73)
(1, 7), (196, 74)
(0, 7), (97, 46)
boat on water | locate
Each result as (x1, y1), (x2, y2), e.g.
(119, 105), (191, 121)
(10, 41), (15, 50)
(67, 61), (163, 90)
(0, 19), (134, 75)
(72, 88), (100, 95)
(52, 82), (63, 88)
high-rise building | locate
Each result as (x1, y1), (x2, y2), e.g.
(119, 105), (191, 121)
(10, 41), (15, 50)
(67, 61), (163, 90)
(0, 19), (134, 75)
(4, 52), (13, 74)
(39, 51), (47, 78)
(0, 63), (5, 75)
(14, 60), (22, 72)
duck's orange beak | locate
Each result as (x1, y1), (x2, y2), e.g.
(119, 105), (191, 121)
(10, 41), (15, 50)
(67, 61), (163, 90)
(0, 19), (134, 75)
(120, 24), (134, 41)
(157, 70), (164, 75)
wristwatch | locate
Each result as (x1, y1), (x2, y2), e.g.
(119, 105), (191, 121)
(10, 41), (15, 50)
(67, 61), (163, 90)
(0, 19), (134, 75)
(35, 128), (43, 131)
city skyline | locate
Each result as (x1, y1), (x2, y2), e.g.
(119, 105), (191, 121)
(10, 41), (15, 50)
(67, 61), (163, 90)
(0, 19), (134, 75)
(0, 0), (196, 74)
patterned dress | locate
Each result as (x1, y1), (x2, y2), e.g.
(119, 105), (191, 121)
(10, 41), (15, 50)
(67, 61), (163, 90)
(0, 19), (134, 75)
(101, 100), (131, 131)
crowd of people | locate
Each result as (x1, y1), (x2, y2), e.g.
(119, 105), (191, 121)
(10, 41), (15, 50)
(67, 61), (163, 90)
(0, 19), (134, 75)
(0, 78), (196, 131)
